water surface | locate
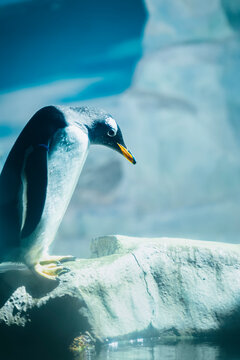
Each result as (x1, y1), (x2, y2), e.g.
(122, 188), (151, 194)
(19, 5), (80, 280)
(80, 339), (240, 360)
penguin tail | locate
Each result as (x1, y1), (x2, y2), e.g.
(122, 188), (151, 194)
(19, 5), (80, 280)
(0, 262), (27, 273)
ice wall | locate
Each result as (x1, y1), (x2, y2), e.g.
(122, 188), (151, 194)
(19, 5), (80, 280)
(67, 0), (240, 254)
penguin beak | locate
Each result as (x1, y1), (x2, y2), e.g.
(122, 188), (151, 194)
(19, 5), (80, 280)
(117, 143), (136, 164)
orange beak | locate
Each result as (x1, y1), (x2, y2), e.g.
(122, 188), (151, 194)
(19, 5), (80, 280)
(117, 143), (136, 164)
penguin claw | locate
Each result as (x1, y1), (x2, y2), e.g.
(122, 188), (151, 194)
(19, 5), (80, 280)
(57, 267), (70, 277)
(40, 255), (76, 265)
(60, 256), (76, 263)
(34, 263), (70, 280)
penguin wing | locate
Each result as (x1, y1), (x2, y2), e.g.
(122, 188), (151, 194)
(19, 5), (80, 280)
(21, 146), (48, 238)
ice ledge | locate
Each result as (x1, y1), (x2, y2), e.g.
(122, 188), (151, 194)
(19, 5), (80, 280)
(91, 234), (240, 262)
(0, 236), (240, 356)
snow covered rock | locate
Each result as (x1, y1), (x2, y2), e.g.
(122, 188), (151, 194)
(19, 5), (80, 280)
(0, 235), (240, 359)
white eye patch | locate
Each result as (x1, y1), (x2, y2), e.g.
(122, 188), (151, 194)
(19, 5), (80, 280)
(106, 117), (118, 132)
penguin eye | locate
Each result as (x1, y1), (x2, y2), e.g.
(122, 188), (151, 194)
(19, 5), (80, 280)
(107, 129), (116, 137)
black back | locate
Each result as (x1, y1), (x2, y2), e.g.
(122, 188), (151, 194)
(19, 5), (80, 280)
(0, 106), (66, 260)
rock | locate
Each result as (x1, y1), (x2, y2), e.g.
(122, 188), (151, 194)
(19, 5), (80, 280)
(0, 235), (240, 358)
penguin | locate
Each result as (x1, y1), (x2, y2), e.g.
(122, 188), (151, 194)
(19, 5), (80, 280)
(0, 105), (136, 280)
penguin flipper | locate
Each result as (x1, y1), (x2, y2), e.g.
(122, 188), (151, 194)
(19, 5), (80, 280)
(21, 146), (48, 238)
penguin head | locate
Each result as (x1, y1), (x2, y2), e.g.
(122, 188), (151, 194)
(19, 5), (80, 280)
(85, 112), (136, 165)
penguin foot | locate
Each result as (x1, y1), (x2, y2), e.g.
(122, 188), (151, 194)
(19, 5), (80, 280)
(39, 255), (76, 265)
(34, 263), (70, 280)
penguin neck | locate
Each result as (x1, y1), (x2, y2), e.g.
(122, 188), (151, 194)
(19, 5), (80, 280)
(55, 105), (91, 138)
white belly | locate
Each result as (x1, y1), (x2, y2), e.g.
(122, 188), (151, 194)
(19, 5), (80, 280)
(21, 125), (89, 266)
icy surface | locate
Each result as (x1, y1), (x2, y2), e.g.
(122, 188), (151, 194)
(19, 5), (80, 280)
(1, 235), (240, 343)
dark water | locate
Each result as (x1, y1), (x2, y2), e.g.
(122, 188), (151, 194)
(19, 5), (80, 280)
(79, 339), (240, 360)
